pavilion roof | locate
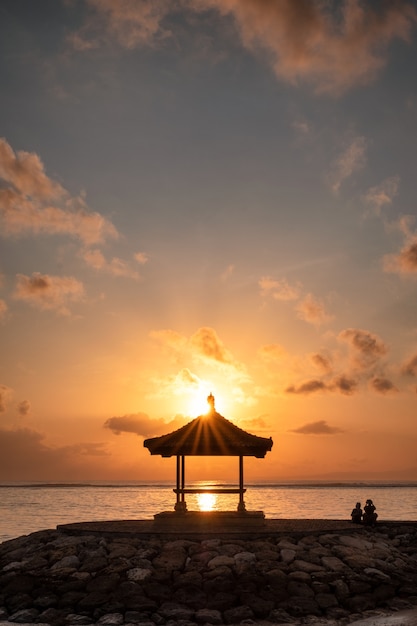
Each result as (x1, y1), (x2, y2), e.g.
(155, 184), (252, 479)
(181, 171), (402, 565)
(143, 396), (273, 458)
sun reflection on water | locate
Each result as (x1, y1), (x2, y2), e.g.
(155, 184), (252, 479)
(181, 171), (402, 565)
(197, 492), (217, 511)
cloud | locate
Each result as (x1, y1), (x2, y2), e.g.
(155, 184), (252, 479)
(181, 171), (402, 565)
(190, 326), (235, 364)
(259, 276), (300, 301)
(286, 379), (327, 395)
(71, 0), (172, 50)
(104, 412), (186, 437)
(311, 353), (332, 373)
(0, 138), (118, 245)
(134, 251), (149, 265)
(295, 293), (333, 326)
(258, 343), (287, 361)
(290, 420), (344, 435)
(13, 272), (84, 316)
(384, 240), (417, 275)
(330, 375), (358, 395)
(401, 354), (417, 377)
(175, 367), (201, 387)
(338, 328), (387, 369)
(363, 176), (400, 217)
(200, 0), (417, 95)
(150, 328), (188, 353)
(0, 299), (7, 321)
(17, 400), (31, 417)
(0, 385), (13, 413)
(329, 135), (367, 193)
(0, 427), (110, 481)
(82, 248), (140, 279)
(0, 137), (65, 200)
(71, 1), (417, 94)
(370, 377), (398, 395)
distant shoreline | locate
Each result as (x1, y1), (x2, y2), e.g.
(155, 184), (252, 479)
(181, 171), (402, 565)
(1, 481), (417, 489)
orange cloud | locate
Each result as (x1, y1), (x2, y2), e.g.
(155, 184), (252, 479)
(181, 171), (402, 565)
(0, 138), (118, 245)
(328, 135), (367, 192)
(0, 385), (13, 413)
(134, 251), (149, 265)
(401, 354), (417, 377)
(259, 276), (300, 301)
(71, 0), (172, 50)
(71, 1), (417, 94)
(370, 377), (398, 395)
(190, 326), (235, 364)
(0, 427), (109, 481)
(384, 240), (417, 275)
(0, 299), (7, 321)
(13, 272), (84, 316)
(258, 343), (287, 361)
(17, 400), (31, 418)
(295, 293), (333, 326)
(290, 420), (344, 435)
(338, 328), (387, 369)
(329, 375), (358, 395)
(199, 0), (417, 94)
(82, 248), (140, 279)
(104, 412), (186, 437)
(311, 353), (332, 373)
(286, 379), (327, 395)
(363, 176), (400, 217)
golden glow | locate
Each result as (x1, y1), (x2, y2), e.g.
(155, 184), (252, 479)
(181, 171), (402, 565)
(186, 385), (226, 416)
(197, 492), (217, 511)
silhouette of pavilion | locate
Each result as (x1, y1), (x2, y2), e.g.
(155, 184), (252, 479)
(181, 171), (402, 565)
(144, 393), (273, 515)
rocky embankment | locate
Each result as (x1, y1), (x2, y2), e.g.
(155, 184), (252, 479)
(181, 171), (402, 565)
(0, 523), (416, 626)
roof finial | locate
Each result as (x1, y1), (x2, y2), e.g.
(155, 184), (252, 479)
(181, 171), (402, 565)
(207, 393), (215, 411)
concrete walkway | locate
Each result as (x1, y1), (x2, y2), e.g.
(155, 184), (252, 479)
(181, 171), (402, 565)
(58, 516), (362, 538)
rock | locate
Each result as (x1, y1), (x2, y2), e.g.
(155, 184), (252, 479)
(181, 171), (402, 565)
(287, 580), (315, 598)
(8, 607), (39, 623)
(315, 592), (339, 609)
(127, 567), (152, 582)
(321, 556), (345, 572)
(51, 555), (80, 570)
(1, 521), (417, 625)
(223, 604), (254, 624)
(291, 559), (325, 573)
(363, 567), (391, 582)
(97, 612), (124, 624)
(195, 608), (223, 624)
(280, 549), (296, 563)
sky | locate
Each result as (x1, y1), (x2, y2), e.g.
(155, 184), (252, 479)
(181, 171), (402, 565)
(1, 0), (417, 484)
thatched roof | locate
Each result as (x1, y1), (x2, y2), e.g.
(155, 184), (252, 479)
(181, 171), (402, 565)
(143, 395), (273, 458)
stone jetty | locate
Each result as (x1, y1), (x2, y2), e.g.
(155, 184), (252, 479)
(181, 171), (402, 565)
(0, 521), (416, 625)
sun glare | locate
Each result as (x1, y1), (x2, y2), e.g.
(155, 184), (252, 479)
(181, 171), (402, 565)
(186, 388), (227, 416)
(197, 492), (217, 512)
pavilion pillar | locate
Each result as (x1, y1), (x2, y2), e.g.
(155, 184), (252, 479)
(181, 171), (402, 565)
(174, 455), (187, 512)
(237, 455), (246, 512)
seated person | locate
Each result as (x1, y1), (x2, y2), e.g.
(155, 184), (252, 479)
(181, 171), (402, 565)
(363, 499), (378, 526)
(351, 502), (363, 523)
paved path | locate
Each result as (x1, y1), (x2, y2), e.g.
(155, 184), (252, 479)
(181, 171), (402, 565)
(58, 517), (361, 538)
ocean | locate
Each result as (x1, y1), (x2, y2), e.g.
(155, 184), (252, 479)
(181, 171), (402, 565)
(1, 482), (416, 543)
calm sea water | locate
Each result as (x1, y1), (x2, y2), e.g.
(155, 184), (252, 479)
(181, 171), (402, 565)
(1, 482), (416, 543)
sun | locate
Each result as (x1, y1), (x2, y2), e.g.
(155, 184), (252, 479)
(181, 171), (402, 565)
(187, 390), (213, 416)
(186, 388), (226, 417)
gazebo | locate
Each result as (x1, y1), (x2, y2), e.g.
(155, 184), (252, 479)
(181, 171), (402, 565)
(143, 394), (273, 515)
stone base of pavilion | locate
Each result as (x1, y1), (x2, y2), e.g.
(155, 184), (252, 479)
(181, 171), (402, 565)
(153, 510), (265, 530)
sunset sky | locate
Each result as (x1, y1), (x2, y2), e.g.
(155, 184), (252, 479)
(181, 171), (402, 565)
(1, 0), (417, 483)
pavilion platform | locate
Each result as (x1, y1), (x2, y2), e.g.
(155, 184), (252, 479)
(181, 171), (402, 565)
(57, 513), (359, 539)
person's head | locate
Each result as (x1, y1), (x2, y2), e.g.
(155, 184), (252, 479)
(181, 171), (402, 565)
(366, 499), (373, 505)
(356, 502), (361, 508)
